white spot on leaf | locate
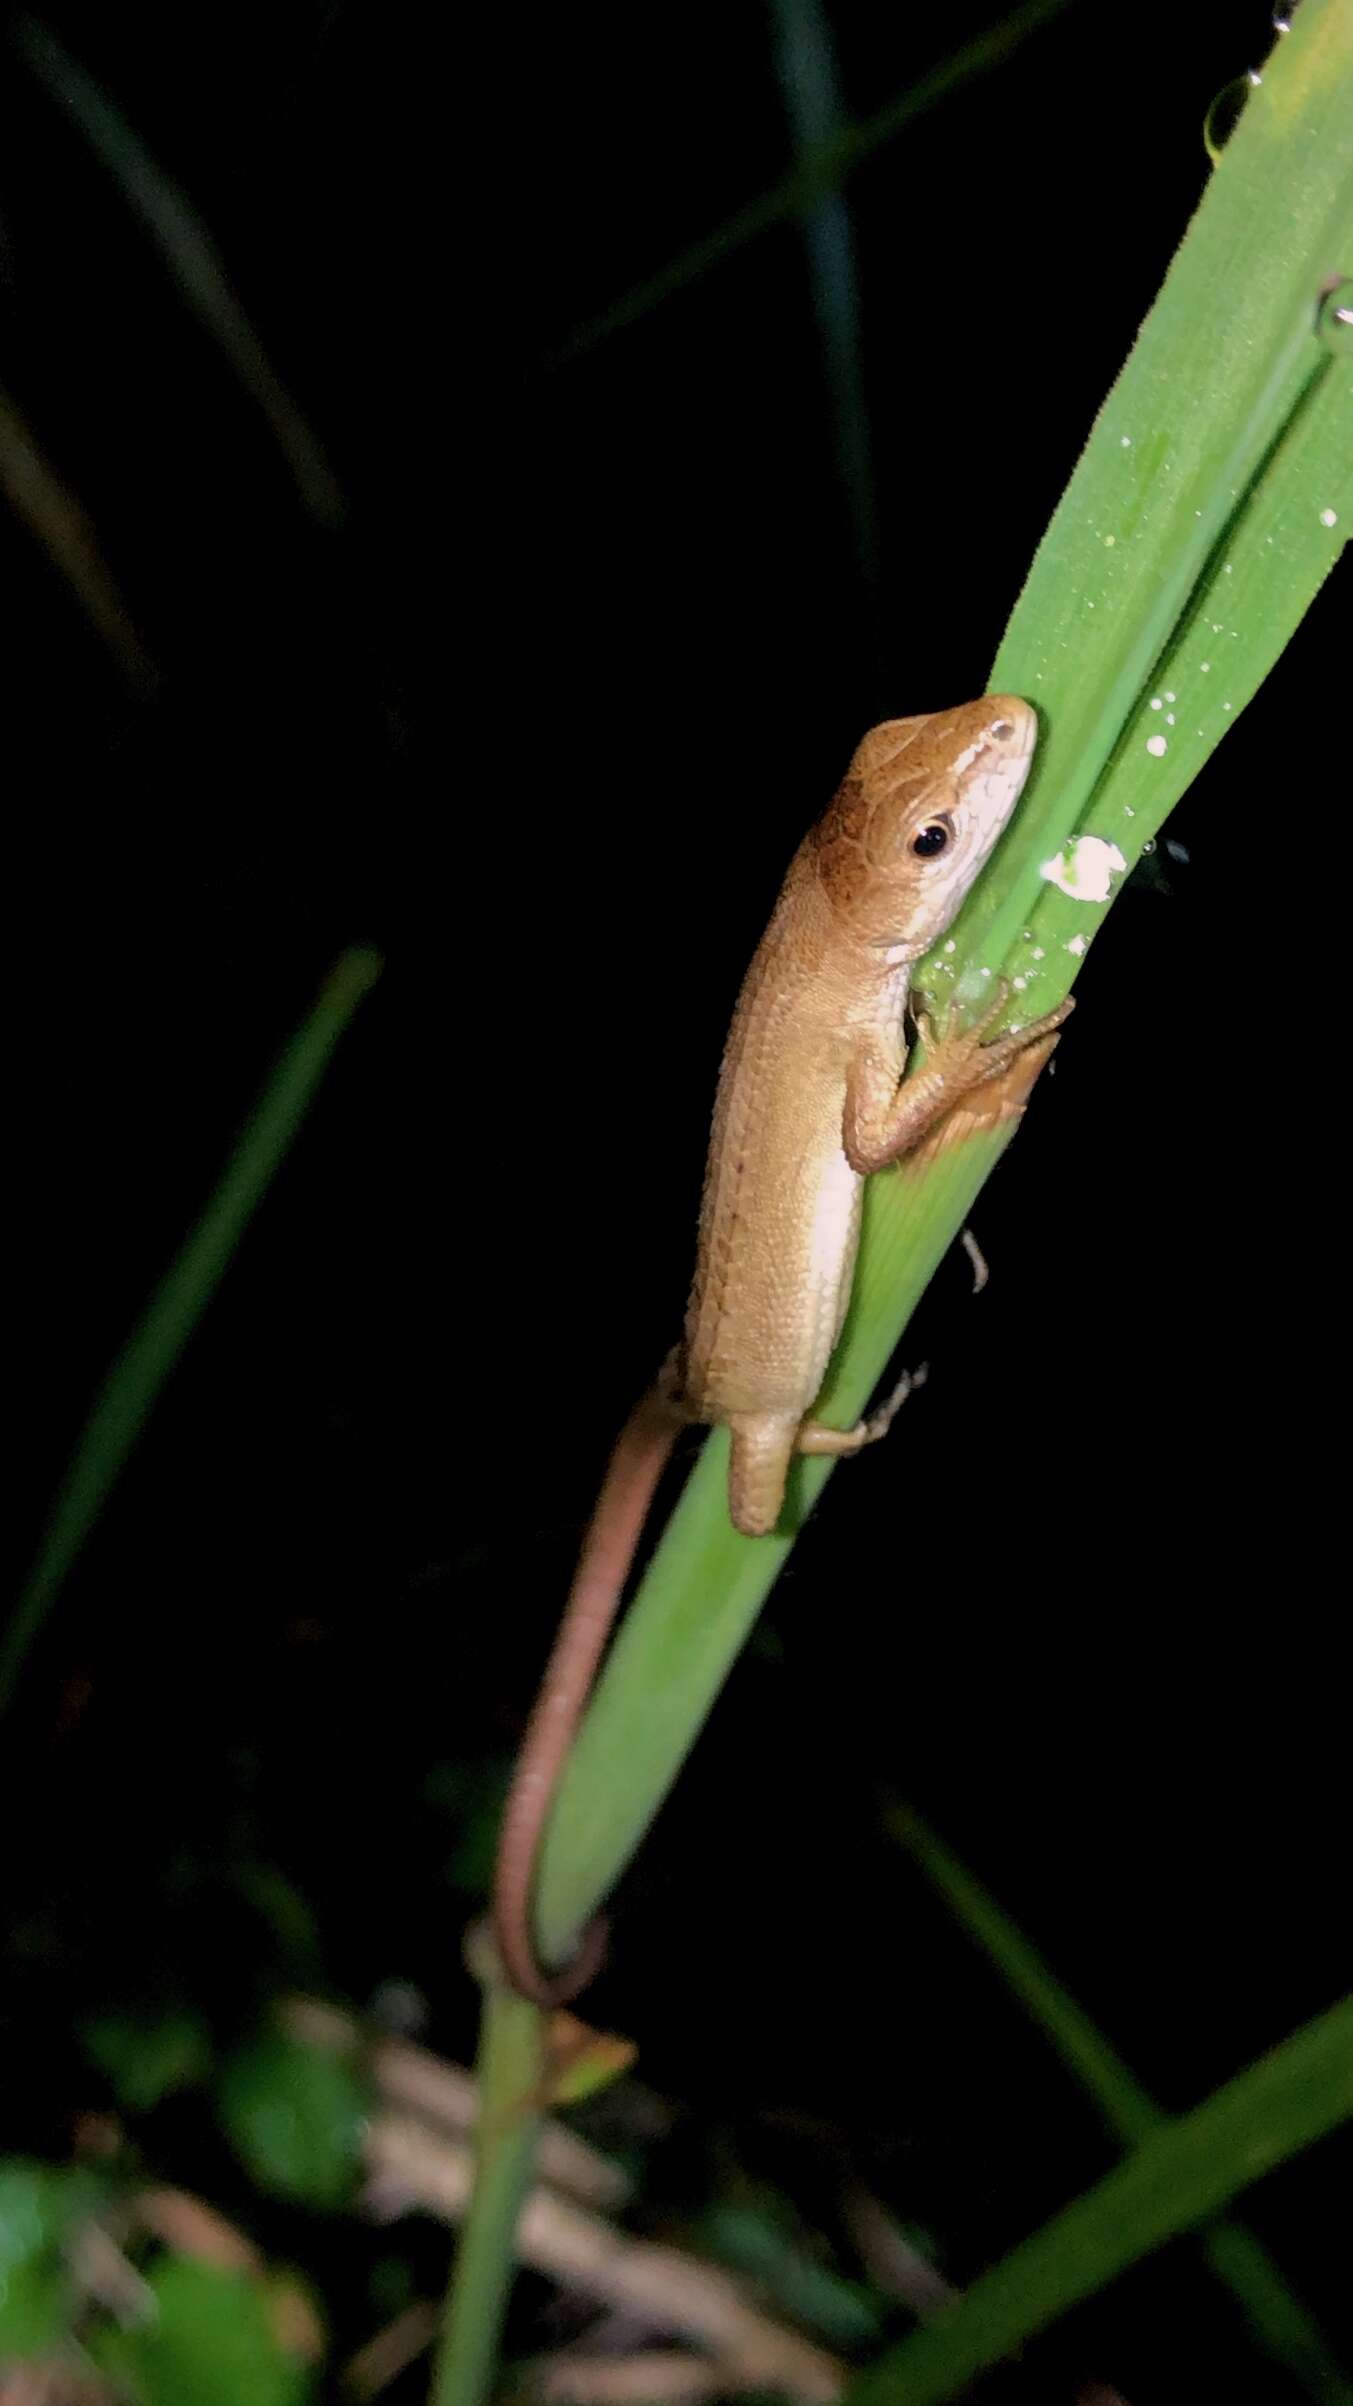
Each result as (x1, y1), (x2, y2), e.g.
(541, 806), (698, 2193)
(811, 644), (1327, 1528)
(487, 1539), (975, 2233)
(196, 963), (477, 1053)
(1040, 837), (1127, 903)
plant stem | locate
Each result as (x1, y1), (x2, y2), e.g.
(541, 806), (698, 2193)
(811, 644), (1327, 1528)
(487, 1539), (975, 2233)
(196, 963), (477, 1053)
(435, 1981), (547, 2406)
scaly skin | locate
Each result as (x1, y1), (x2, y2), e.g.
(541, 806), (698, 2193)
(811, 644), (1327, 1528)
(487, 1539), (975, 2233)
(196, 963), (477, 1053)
(492, 696), (1071, 2002)
(678, 696), (1068, 1533)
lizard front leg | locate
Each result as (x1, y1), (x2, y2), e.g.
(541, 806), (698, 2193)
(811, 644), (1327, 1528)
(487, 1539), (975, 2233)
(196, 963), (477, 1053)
(843, 987), (1073, 1176)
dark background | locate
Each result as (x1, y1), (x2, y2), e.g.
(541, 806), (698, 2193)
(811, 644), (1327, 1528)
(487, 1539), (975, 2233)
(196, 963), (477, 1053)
(4, 0), (1347, 2396)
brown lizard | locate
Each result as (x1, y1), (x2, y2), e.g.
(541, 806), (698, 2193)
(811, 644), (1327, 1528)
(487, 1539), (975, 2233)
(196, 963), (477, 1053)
(493, 696), (1070, 2002)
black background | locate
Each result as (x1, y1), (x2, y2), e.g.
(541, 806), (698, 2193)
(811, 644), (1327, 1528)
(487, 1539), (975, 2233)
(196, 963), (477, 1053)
(4, 1), (1347, 2396)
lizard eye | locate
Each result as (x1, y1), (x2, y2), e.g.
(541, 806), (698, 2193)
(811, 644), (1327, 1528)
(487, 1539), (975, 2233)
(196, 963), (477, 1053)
(911, 815), (954, 859)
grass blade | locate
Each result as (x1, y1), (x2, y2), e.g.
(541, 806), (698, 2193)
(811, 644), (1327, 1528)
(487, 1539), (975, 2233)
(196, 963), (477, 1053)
(768, 0), (881, 620)
(539, 0), (1075, 371)
(0, 381), (157, 690)
(15, 16), (345, 530)
(2, 946), (381, 1716)
(888, 1801), (1351, 2401)
(845, 1994), (1353, 2405)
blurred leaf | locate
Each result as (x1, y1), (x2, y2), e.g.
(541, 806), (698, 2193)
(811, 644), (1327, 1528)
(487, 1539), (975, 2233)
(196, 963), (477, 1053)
(2, 946), (381, 1717)
(703, 2203), (883, 2349)
(0, 2252), (67, 2348)
(0, 2159), (104, 2356)
(0, 381), (157, 688)
(15, 18), (344, 529)
(93, 2257), (313, 2406)
(82, 2006), (213, 2113)
(0, 2162), (60, 2273)
(768, 0), (879, 618)
(0, 2258), (68, 2353)
(231, 1863), (324, 1974)
(217, 2032), (366, 2210)
(541, 2020), (636, 2111)
(542, 0), (1074, 368)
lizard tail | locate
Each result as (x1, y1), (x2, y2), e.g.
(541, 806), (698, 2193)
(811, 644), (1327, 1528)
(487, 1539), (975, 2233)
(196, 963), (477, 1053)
(491, 1386), (681, 2006)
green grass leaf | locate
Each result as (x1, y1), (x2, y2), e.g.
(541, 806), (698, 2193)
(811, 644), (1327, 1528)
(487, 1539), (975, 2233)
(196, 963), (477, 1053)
(2, 946), (380, 1718)
(888, 1801), (1351, 2401)
(845, 1994), (1353, 2406)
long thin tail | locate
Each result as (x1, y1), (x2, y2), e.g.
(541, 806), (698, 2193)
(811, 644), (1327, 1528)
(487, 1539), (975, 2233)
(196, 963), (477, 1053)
(491, 1386), (680, 2005)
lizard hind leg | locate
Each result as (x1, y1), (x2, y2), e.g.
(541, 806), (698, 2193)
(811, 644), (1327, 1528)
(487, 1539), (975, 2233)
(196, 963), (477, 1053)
(728, 1413), (802, 1539)
(795, 1362), (926, 1461)
(728, 1369), (926, 1536)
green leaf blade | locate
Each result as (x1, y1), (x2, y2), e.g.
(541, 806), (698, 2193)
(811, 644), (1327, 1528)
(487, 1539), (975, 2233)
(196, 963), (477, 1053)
(846, 1995), (1353, 2406)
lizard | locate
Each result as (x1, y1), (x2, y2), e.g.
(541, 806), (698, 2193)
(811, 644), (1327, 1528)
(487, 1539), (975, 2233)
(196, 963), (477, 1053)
(492, 695), (1071, 2005)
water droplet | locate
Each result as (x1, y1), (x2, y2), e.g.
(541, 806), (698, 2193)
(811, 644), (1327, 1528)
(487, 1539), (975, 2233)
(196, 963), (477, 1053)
(1141, 837), (1157, 855)
(1165, 690), (1176, 702)
(1204, 72), (1260, 163)
(1272, 5), (1294, 31)
(1120, 435), (1132, 448)
(1146, 734), (1167, 756)
(1150, 696), (1163, 710)
(1320, 506), (1339, 527)
(1200, 661), (1211, 673)
(1103, 533), (1116, 547)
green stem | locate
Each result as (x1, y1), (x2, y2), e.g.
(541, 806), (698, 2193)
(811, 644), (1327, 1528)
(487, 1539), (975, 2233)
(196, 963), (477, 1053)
(435, 1982), (547, 2406)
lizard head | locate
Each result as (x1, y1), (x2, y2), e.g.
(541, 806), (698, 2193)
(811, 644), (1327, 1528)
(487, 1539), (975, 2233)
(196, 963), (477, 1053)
(811, 696), (1037, 951)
